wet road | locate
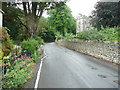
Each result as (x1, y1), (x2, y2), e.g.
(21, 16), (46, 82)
(38, 43), (118, 88)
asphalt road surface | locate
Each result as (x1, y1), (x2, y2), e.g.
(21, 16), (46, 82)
(38, 43), (118, 88)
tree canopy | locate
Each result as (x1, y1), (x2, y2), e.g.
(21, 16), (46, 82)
(48, 2), (76, 36)
(91, 2), (119, 30)
(2, 4), (24, 41)
(2, 1), (56, 39)
(2, 1), (76, 42)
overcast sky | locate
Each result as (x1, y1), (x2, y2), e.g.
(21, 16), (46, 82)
(66, 0), (100, 18)
(43, 0), (100, 18)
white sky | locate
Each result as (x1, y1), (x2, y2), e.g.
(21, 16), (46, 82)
(66, 0), (100, 18)
(43, 0), (100, 18)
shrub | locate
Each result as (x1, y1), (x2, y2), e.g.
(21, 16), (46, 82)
(34, 36), (44, 45)
(21, 39), (39, 54)
(3, 59), (35, 88)
(99, 27), (119, 41)
(0, 50), (3, 59)
(1, 27), (14, 56)
(55, 32), (64, 40)
(57, 33), (75, 40)
(31, 51), (39, 63)
(0, 50), (3, 67)
(76, 29), (104, 41)
(39, 30), (56, 42)
(76, 27), (119, 41)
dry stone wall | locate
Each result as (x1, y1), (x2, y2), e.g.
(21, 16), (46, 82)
(57, 40), (120, 64)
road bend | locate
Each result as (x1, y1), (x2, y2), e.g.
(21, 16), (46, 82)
(38, 43), (118, 88)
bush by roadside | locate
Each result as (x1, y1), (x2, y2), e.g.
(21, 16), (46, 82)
(21, 39), (39, 54)
(76, 27), (119, 42)
(99, 27), (119, 41)
(2, 38), (43, 88)
(76, 29), (104, 41)
(21, 39), (41, 63)
(55, 32), (75, 41)
(0, 27), (14, 56)
(56, 27), (119, 42)
(34, 36), (44, 45)
(55, 27), (119, 42)
(2, 58), (35, 88)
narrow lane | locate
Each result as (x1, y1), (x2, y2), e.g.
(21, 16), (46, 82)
(38, 43), (118, 88)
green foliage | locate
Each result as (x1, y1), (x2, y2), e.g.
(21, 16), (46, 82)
(2, 2), (57, 40)
(63, 33), (75, 40)
(2, 3), (25, 41)
(31, 51), (39, 63)
(76, 27), (119, 41)
(38, 17), (48, 33)
(34, 36), (44, 45)
(1, 27), (14, 56)
(48, 2), (76, 36)
(0, 50), (3, 59)
(56, 32), (75, 40)
(91, 2), (119, 29)
(3, 59), (35, 88)
(99, 27), (119, 41)
(76, 29), (104, 41)
(21, 39), (39, 54)
(37, 17), (56, 42)
(55, 32), (64, 40)
(39, 30), (56, 42)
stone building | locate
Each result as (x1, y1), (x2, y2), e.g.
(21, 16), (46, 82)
(76, 14), (92, 33)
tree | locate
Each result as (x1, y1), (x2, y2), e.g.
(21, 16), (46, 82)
(2, 1), (70, 41)
(91, 2), (119, 30)
(37, 17), (48, 34)
(2, 2), (25, 41)
(48, 2), (76, 36)
(2, 1), (55, 39)
(21, 2), (52, 38)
